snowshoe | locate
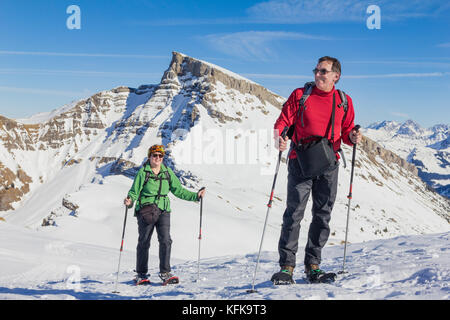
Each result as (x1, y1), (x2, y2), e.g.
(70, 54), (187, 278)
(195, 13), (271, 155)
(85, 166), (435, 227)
(159, 272), (179, 285)
(271, 267), (295, 285)
(305, 266), (336, 284)
(134, 273), (151, 286)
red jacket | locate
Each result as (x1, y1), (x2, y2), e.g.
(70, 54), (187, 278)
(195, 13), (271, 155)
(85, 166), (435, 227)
(274, 85), (355, 159)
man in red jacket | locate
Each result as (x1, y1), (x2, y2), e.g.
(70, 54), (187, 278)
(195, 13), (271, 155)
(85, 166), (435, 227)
(271, 56), (362, 284)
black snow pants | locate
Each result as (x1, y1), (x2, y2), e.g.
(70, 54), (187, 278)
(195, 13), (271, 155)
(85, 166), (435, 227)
(278, 158), (339, 268)
(136, 211), (172, 275)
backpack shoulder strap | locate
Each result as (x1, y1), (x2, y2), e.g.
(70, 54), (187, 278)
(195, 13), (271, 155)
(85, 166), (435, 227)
(337, 89), (348, 112)
(337, 89), (349, 124)
(299, 81), (315, 128)
(142, 160), (152, 185)
(164, 170), (170, 183)
(298, 82), (315, 109)
(289, 81), (315, 143)
(138, 162), (152, 206)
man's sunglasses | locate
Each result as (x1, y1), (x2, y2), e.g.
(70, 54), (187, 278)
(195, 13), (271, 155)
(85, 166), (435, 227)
(151, 153), (164, 159)
(313, 68), (334, 75)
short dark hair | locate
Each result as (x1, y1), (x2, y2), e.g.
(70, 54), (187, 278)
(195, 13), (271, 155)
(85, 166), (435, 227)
(318, 56), (341, 81)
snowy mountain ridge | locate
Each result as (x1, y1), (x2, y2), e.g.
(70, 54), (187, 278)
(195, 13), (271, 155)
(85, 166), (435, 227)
(364, 120), (450, 198)
(367, 120), (449, 143)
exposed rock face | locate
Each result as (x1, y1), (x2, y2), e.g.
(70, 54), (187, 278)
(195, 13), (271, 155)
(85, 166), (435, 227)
(0, 162), (32, 211)
(164, 52), (284, 124)
(0, 87), (140, 210)
(41, 196), (79, 227)
(62, 197), (79, 212)
(0, 116), (39, 151)
(110, 158), (141, 178)
(166, 52), (283, 108)
(360, 136), (418, 176)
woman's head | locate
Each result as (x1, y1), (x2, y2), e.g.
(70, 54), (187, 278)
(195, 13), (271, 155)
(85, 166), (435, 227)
(148, 144), (165, 165)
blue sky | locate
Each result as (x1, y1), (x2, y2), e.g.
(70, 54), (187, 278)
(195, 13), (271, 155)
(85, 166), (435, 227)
(0, 0), (449, 128)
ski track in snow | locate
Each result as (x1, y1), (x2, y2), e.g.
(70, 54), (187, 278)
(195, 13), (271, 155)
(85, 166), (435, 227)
(0, 222), (448, 300)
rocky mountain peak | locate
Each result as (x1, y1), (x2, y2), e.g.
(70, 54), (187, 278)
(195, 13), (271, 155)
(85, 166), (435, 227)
(367, 120), (400, 132)
(396, 119), (423, 136)
(165, 51), (215, 79)
(162, 52), (284, 108)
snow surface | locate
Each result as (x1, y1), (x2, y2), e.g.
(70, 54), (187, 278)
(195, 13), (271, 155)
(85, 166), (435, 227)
(0, 222), (448, 300)
(15, 100), (83, 125)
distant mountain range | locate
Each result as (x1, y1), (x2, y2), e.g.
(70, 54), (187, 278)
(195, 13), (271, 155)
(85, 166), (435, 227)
(364, 120), (449, 198)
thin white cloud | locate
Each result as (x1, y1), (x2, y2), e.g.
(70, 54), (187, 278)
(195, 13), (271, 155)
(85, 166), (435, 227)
(390, 111), (410, 118)
(347, 59), (450, 68)
(437, 42), (450, 48)
(128, 0), (450, 26)
(244, 72), (449, 80)
(243, 73), (311, 80)
(246, 0), (450, 24)
(0, 86), (88, 97)
(0, 51), (166, 59)
(203, 31), (331, 60)
(129, 17), (246, 26)
(247, 0), (366, 23)
(0, 68), (161, 78)
(343, 72), (450, 79)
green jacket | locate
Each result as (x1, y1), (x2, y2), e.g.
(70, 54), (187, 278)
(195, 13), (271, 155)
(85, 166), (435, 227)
(127, 163), (199, 214)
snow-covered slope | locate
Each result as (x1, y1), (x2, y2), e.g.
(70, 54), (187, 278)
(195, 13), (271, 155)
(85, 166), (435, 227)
(364, 120), (450, 198)
(0, 222), (448, 300)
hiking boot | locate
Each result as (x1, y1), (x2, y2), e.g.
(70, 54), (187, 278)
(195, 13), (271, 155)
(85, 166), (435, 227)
(271, 266), (295, 285)
(134, 273), (150, 285)
(305, 264), (336, 283)
(305, 264), (321, 273)
(159, 272), (179, 285)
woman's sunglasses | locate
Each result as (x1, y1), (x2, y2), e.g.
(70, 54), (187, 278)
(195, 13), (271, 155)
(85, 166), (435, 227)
(151, 153), (164, 159)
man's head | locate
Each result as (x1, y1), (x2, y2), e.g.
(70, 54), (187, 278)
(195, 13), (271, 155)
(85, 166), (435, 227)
(314, 56), (341, 92)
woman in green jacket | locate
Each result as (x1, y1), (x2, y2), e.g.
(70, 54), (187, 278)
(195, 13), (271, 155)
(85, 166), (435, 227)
(124, 144), (206, 285)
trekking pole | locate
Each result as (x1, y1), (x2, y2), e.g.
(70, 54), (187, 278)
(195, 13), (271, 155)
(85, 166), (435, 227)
(197, 187), (206, 282)
(247, 126), (289, 293)
(339, 125), (360, 275)
(112, 202), (130, 293)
